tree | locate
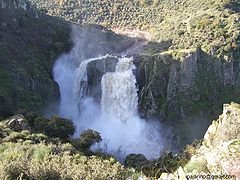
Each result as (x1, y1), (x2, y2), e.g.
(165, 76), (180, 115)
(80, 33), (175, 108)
(79, 129), (102, 149)
(72, 129), (102, 153)
(125, 154), (149, 170)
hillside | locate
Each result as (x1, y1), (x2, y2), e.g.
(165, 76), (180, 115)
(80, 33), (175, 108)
(0, 103), (238, 178)
(29, 0), (240, 56)
(0, 4), (70, 117)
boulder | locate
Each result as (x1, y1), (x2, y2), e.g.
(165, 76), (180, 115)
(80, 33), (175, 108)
(5, 114), (30, 132)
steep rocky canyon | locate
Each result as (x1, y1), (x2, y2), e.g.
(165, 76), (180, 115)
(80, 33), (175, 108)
(0, 0), (240, 178)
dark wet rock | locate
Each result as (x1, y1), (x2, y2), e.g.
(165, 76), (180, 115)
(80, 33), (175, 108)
(87, 56), (118, 101)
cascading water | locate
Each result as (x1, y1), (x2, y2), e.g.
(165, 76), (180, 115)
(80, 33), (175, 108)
(53, 27), (169, 160)
(73, 55), (112, 106)
(96, 57), (163, 159)
(101, 57), (138, 122)
(54, 53), (111, 125)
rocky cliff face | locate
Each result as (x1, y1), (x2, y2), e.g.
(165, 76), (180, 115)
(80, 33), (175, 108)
(87, 57), (118, 101)
(187, 103), (240, 176)
(158, 103), (240, 179)
(135, 49), (240, 121)
(204, 103), (240, 149)
(132, 48), (240, 145)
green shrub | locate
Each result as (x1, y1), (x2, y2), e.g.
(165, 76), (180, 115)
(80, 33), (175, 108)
(125, 154), (149, 170)
(72, 129), (102, 153)
(0, 143), (136, 179)
(33, 145), (51, 161)
(184, 155), (209, 173)
(33, 116), (75, 140)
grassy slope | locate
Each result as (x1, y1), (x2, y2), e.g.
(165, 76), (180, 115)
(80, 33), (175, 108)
(0, 119), (136, 179)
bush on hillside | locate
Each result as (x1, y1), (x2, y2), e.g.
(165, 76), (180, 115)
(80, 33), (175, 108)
(33, 116), (75, 140)
(0, 142), (135, 179)
(72, 129), (102, 153)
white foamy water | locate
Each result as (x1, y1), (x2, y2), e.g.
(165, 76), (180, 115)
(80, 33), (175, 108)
(101, 57), (138, 122)
(89, 57), (163, 160)
(53, 53), (111, 123)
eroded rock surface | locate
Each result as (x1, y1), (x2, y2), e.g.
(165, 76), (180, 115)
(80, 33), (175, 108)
(4, 114), (30, 131)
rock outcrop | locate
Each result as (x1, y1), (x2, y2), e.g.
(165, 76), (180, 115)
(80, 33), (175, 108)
(87, 56), (118, 101)
(135, 49), (240, 120)
(0, 0), (27, 10)
(199, 103), (240, 176)
(158, 103), (240, 179)
(0, 0), (38, 17)
(4, 114), (30, 131)
(176, 103), (240, 178)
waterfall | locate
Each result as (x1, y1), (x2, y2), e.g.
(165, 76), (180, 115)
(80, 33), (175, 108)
(95, 57), (163, 160)
(53, 53), (111, 123)
(53, 27), (167, 159)
(101, 57), (138, 122)
(54, 54), (164, 160)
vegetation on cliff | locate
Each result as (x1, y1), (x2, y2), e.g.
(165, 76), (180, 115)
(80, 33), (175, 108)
(0, 6), (71, 118)
(30, 0), (240, 56)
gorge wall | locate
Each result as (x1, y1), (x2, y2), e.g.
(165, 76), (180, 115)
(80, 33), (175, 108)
(0, 0), (27, 10)
(136, 49), (240, 145)
(136, 49), (240, 120)
(84, 48), (240, 146)
(0, 0), (71, 117)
